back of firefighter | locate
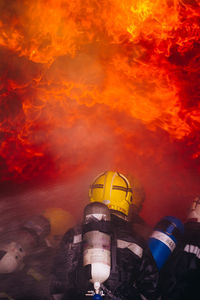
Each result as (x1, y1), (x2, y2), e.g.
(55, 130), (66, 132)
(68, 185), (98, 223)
(0, 215), (54, 300)
(51, 171), (159, 300)
(159, 196), (200, 299)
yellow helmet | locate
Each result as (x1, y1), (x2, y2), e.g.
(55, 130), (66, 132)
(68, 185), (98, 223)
(89, 171), (133, 216)
(43, 208), (75, 246)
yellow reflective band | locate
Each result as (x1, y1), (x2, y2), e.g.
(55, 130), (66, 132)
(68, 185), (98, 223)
(27, 268), (45, 281)
(0, 292), (14, 300)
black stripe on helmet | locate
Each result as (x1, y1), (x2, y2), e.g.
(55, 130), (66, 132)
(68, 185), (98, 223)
(117, 172), (128, 187)
(91, 184), (104, 189)
(117, 172), (131, 196)
(112, 185), (132, 193)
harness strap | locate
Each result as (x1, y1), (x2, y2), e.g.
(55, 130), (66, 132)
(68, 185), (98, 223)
(117, 240), (143, 258)
(73, 234), (82, 244)
(111, 231), (118, 274)
(73, 234), (143, 259)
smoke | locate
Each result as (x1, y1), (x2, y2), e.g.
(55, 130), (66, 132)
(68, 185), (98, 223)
(0, 0), (200, 226)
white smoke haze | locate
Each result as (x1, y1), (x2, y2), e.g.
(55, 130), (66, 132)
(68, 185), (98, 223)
(0, 0), (199, 232)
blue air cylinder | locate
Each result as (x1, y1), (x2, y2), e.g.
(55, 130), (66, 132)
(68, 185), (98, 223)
(148, 216), (184, 270)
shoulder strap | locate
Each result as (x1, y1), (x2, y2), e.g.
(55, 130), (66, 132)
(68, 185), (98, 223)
(117, 239), (143, 258)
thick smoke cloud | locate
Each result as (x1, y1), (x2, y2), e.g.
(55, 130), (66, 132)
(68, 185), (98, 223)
(0, 0), (199, 226)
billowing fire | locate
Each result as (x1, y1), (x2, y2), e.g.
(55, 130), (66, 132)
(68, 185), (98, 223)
(0, 0), (199, 224)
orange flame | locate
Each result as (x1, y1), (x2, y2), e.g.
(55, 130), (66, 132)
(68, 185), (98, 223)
(0, 0), (200, 222)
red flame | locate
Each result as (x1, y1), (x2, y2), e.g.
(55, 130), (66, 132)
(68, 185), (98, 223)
(0, 0), (200, 224)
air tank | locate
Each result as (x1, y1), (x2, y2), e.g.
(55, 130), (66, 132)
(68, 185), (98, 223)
(83, 202), (111, 298)
(148, 216), (184, 270)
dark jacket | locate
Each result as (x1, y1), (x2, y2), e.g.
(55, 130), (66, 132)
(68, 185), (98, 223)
(0, 245), (54, 300)
(159, 222), (200, 300)
(51, 214), (159, 300)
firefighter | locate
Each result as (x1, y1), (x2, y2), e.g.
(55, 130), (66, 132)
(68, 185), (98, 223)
(159, 196), (200, 299)
(43, 208), (75, 248)
(51, 171), (159, 300)
(0, 215), (54, 300)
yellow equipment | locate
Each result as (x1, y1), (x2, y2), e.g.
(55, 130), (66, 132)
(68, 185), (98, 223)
(89, 171), (133, 216)
(43, 208), (75, 246)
